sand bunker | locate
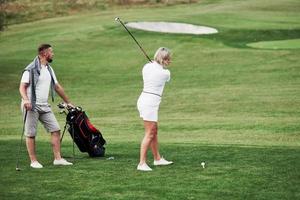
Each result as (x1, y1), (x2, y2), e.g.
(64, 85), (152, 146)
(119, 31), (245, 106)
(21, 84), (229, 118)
(125, 22), (218, 35)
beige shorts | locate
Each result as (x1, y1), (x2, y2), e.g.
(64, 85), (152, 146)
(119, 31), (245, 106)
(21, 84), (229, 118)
(22, 104), (60, 137)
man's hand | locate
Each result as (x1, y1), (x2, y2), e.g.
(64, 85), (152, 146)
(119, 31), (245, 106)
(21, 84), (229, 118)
(23, 99), (32, 111)
(66, 102), (75, 109)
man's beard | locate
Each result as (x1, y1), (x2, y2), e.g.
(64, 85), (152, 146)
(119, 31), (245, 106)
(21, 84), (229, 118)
(47, 58), (53, 63)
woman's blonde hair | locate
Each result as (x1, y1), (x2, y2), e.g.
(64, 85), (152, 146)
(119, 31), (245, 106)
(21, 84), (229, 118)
(154, 47), (171, 66)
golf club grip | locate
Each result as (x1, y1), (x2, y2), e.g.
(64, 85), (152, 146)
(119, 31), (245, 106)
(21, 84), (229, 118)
(117, 19), (152, 62)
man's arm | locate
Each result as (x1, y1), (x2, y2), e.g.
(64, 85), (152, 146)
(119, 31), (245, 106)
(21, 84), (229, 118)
(19, 82), (32, 110)
(54, 83), (73, 107)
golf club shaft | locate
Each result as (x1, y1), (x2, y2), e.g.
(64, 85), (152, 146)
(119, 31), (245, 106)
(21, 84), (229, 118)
(116, 18), (152, 62)
(16, 109), (28, 170)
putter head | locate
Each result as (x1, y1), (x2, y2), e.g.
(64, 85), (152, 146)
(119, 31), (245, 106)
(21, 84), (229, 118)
(115, 17), (120, 22)
(16, 167), (21, 171)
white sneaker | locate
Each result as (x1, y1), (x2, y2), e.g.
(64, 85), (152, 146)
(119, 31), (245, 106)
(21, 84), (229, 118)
(154, 157), (173, 166)
(30, 161), (43, 169)
(137, 163), (152, 171)
(53, 158), (73, 166)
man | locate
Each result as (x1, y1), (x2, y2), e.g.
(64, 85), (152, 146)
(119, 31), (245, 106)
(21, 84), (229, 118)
(19, 44), (73, 169)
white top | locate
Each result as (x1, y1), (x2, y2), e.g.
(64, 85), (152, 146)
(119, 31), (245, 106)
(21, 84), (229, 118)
(142, 61), (170, 96)
(21, 65), (58, 105)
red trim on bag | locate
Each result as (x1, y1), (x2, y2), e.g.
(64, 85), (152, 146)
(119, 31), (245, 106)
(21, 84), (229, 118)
(85, 119), (98, 132)
(79, 119), (88, 139)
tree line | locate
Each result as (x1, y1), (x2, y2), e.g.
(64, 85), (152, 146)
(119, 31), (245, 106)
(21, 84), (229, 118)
(0, 0), (5, 31)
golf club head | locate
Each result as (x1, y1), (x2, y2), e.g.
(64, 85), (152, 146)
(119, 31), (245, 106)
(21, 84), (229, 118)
(59, 110), (67, 115)
(16, 167), (21, 171)
(115, 17), (120, 22)
(57, 102), (66, 109)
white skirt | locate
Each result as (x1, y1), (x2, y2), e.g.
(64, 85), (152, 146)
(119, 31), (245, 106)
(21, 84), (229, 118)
(137, 92), (161, 122)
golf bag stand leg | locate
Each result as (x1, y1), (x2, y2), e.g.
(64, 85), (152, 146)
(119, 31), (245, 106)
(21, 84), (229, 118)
(71, 123), (75, 162)
(60, 123), (68, 144)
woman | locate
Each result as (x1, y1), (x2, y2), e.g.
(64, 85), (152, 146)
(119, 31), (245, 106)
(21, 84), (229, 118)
(137, 47), (173, 171)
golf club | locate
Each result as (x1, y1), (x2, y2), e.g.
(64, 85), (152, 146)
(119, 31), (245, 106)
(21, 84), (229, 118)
(16, 109), (28, 171)
(115, 17), (152, 62)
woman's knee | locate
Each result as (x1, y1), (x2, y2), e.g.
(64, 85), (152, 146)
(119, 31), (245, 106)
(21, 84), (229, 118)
(150, 124), (157, 135)
(144, 121), (157, 139)
(145, 131), (155, 140)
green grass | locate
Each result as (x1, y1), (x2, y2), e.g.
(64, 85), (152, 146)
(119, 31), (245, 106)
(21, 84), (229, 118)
(0, 0), (300, 199)
(1, 140), (300, 200)
(247, 39), (300, 49)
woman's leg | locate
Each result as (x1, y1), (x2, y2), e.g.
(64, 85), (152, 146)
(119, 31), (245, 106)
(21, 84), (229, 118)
(139, 121), (157, 164)
(150, 124), (161, 161)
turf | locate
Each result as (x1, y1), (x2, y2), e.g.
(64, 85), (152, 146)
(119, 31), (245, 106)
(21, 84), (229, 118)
(0, 0), (300, 199)
(247, 38), (300, 49)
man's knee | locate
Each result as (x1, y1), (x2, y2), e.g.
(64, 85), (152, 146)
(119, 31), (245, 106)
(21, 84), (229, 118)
(25, 136), (35, 147)
(26, 136), (35, 140)
(51, 131), (61, 136)
(51, 131), (61, 145)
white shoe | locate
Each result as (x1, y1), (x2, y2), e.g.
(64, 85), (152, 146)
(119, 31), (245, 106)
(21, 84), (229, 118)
(53, 158), (73, 166)
(154, 157), (173, 166)
(30, 161), (43, 169)
(137, 163), (152, 171)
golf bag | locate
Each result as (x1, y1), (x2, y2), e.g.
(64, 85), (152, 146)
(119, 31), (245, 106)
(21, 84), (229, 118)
(59, 104), (106, 157)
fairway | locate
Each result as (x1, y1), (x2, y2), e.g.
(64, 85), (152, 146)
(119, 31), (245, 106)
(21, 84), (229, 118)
(0, 0), (300, 199)
(247, 39), (300, 49)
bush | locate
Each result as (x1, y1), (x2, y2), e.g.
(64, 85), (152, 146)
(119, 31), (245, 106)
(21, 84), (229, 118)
(0, 0), (6, 31)
(2, 0), (199, 26)
(109, 0), (197, 5)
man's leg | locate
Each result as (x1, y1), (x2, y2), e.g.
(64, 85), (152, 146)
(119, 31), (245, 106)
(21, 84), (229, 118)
(26, 136), (37, 162)
(23, 108), (39, 164)
(51, 131), (62, 160)
(39, 107), (72, 165)
(51, 130), (72, 165)
(38, 105), (63, 161)
(26, 136), (43, 168)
